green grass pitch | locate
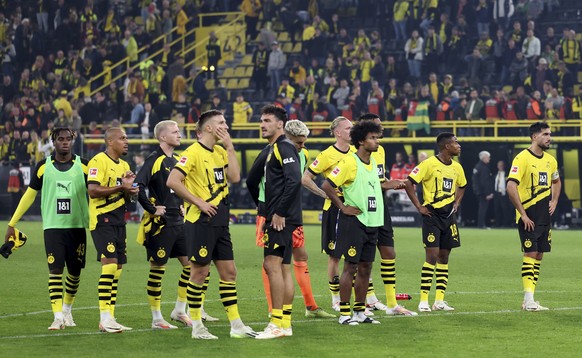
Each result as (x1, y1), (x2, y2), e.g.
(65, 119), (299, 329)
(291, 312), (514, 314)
(1, 222), (581, 357)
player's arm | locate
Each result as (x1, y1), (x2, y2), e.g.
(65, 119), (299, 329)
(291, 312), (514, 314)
(549, 177), (561, 216)
(381, 179), (405, 190)
(453, 185), (466, 214)
(87, 175), (135, 199)
(403, 178), (431, 216)
(506, 179), (534, 231)
(321, 179), (361, 216)
(301, 169), (328, 199)
(246, 147), (269, 206)
(167, 167), (217, 216)
(216, 126), (241, 184)
(273, 143), (302, 218)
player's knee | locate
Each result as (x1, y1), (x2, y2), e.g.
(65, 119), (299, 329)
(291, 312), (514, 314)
(49, 268), (64, 275)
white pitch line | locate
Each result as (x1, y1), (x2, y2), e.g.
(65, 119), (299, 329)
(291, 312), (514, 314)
(0, 290), (573, 320)
(3, 306), (582, 340)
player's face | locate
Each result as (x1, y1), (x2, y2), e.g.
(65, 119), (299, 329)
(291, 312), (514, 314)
(447, 136), (461, 156)
(161, 124), (181, 147)
(109, 130), (129, 156)
(361, 132), (380, 153)
(260, 114), (283, 140)
(54, 131), (73, 156)
(288, 134), (307, 150)
(334, 120), (352, 142)
(209, 115), (229, 137)
(534, 128), (551, 150)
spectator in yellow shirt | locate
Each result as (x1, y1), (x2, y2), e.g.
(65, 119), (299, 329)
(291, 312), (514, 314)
(176, 5), (188, 35)
(53, 91), (73, 118)
(232, 94), (253, 124)
(289, 60), (307, 85)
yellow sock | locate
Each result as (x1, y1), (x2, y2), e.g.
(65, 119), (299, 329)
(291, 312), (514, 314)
(110, 268), (122, 317)
(98, 264), (116, 314)
(282, 304), (292, 329)
(533, 259), (542, 292)
(187, 281), (203, 321)
(48, 274), (63, 314)
(381, 259), (397, 308)
(420, 262), (435, 302)
(270, 308), (283, 328)
(521, 257), (536, 294)
(177, 266), (190, 304)
(435, 263), (449, 302)
(147, 267), (165, 312)
(219, 280), (240, 321)
(63, 274), (80, 306)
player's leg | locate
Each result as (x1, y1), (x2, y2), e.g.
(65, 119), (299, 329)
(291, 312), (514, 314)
(379, 244), (418, 316)
(353, 229), (380, 324)
(44, 230), (66, 330)
(338, 260), (359, 325)
(256, 215), (272, 313)
(170, 255), (192, 326)
(521, 225), (550, 311)
(62, 228), (87, 327)
(108, 226), (128, 328)
(418, 217), (440, 313)
(322, 207), (341, 310)
(432, 220), (460, 311)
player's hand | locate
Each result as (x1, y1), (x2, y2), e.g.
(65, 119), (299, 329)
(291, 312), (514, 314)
(215, 127), (233, 150)
(382, 179), (405, 190)
(198, 201), (218, 217)
(4, 226), (15, 244)
(418, 206), (432, 216)
(341, 205), (361, 216)
(121, 171), (136, 189)
(549, 200), (558, 216)
(154, 205), (166, 216)
(486, 194), (494, 200)
(271, 214), (286, 231)
(180, 205), (185, 217)
(521, 214), (535, 232)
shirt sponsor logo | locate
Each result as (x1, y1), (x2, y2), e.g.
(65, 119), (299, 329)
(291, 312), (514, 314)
(282, 157), (295, 164)
(178, 156), (188, 165)
(331, 167), (340, 176)
(89, 168), (98, 177)
(511, 166), (518, 174)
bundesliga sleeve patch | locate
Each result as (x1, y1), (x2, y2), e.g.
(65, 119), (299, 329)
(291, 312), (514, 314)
(510, 166), (518, 174)
(331, 167), (340, 176)
(410, 167), (420, 176)
(88, 168), (98, 178)
(311, 159), (319, 167)
(178, 156), (188, 165)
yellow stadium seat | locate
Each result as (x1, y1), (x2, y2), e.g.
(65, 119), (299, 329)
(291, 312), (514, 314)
(277, 32), (289, 42)
(205, 80), (216, 90)
(226, 78), (238, 89)
(238, 78), (250, 89)
(578, 71), (582, 83)
(241, 55), (253, 65)
(292, 43), (302, 53)
(576, 33), (582, 42)
(502, 85), (513, 94)
(244, 66), (253, 77)
(574, 84), (582, 94)
(223, 67), (235, 78)
(282, 42), (293, 53)
(134, 16), (144, 26)
(234, 67), (246, 77)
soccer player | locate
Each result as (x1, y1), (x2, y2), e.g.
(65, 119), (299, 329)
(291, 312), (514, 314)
(253, 105), (302, 339)
(506, 122), (560, 311)
(358, 113), (417, 316)
(166, 110), (256, 339)
(88, 127), (139, 333)
(301, 116), (355, 312)
(247, 120), (334, 319)
(4, 128), (89, 330)
(321, 120), (385, 325)
(135, 120), (193, 329)
(403, 132), (467, 313)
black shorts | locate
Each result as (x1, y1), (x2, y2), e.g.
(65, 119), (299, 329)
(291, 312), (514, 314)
(422, 207), (461, 250)
(335, 214), (377, 264)
(377, 198), (395, 247)
(321, 204), (340, 255)
(184, 221), (233, 265)
(263, 223), (295, 265)
(518, 222), (552, 253)
(145, 225), (187, 264)
(44, 228), (87, 272)
(91, 225), (127, 264)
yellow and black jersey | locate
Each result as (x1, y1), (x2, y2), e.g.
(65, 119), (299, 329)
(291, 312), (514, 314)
(307, 144), (356, 210)
(264, 135), (302, 225)
(507, 149), (559, 224)
(173, 142), (229, 225)
(135, 146), (183, 227)
(87, 152), (130, 230)
(29, 155), (89, 190)
(371, 145), (386, 182)
(407, 155), (467, 210)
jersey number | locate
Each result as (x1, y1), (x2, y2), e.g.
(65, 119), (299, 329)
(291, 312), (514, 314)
(57, 199), (71, 214)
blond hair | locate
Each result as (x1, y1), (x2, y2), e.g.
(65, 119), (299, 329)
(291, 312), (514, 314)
(329, 116), (350, 136)
(154, 120), (178, 140)
(284, 120), (310, 137)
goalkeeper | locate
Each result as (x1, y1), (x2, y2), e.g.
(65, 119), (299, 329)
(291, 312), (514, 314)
(4, 128), (90, 331)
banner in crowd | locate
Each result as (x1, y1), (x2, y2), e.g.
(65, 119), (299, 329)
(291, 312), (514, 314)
(195, 23), (246, 67)
(407, 100), (431, 134)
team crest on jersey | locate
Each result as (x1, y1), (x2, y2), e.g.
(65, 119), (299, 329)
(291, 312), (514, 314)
(89, 168), (98, 178)
(411, 167), (420, 175)
(331, 167), (340, 176)
(178, 156), (188, 165)
(511, 166), (518, 174)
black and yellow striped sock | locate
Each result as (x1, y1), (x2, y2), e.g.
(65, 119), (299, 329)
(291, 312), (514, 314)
(63, 274), (80, 307)
(110, 268), (122, 317)
(381, 259), (397, 308)
(147, 267), (166, 312)
(366, 278), (376, 300)
(420, 262), (436, 302)
(353, 301), (365, 315)
(201, 271), (210, 305)
(98, 264), (116, 315)
(49, 274), (63, 314)
(219, 280), (240, 321)
(329, 275), (340, 301)
(339, 301), (351, 317)
(435, 263), (449, 301)
(270, 308), (283, 327)
(282, 304), (292, 329)
(533, 259), (541, 292)
(521, 257), (536, 295)
(177, 266), (190, 305)
(187, 281), (203, 321)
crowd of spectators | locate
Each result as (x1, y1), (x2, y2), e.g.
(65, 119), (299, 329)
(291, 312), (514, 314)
(1, 0), (582, 168)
